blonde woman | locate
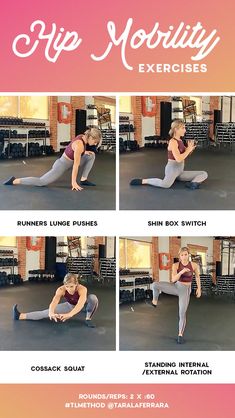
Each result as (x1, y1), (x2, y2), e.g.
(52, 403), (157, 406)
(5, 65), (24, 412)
(130, 119), (208, 189)
(12, 273), (98, 327)
(152, 247), (201, 343)
(4, 128), (102, 191)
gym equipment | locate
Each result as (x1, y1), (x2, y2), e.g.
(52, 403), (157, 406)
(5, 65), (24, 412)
(215, 276), (235, 297)
(160, 101), (172, 139)
(67, 256), (94, 281)
(214, 109), (222, 134)
(45, 237), (57, 271)
(0, 272), (23, 287)
(119, 271), (153, 302)
(191, 274), (213, 296)
(99, 258), (116, 284)
(184, 122), (210, 148)
(28, 270), (56, 283)
(216, 123), (235, 149)
(75, 109), (87, 136)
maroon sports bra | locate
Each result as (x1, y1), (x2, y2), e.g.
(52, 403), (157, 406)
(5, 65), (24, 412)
(64, 135), (86, 160)
(178, 261), (194, 283)
(64, 290), (80, 305)
(168, 138), (186, 160)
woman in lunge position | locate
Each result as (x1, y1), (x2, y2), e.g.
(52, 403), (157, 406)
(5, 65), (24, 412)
(152, 247), (201, 343)
(130, 119), (208, 190)
(4, 128), (102, 191)
(13, 273), (98, 327)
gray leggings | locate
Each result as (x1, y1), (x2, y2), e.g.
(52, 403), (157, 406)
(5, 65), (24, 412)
(19, 153), (95, 186)
(25, 294), (98, 320)
(146, 160), (208, 188)
(152, 281), (191, 335)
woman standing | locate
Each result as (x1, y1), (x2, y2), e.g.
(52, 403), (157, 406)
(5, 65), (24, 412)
(130, 119), (208, 189)
(152, 247), (201, 343)
(4, 128), (102, 191)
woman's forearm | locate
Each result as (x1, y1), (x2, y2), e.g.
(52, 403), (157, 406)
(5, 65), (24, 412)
(195, 275), (201, 289)
(172, 271), (183, 282)
(177, 148), (191, 162)
(71, 164), (79, 183)
(49, 300), (58, 314)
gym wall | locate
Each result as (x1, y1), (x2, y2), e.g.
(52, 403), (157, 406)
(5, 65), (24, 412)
(121, 236), (222, 284)
(129, 96), (221, 146)
(0, 237), (46, 280)
(50, 96), (86, 152)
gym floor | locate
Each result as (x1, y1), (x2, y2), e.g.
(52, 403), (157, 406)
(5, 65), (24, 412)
(120, 294), (235, 350)
(0, 152), (115, 210)
(120, 147), (235, 210)
(0, 282), (115, 350)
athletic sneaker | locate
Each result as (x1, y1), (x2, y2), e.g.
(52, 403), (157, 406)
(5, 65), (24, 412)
(80, 180), (96, 186)
(12, 304), (20, 320)
(130, 178), (143, 186)
(177, 335), (184, 344)
(185, 182), (200, 190)
(3, 176), (16, 185)
(85, 319), (96, 328)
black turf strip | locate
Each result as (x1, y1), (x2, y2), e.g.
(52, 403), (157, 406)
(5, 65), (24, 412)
(0, 282), (115, 351)
(120, 147), (235, 210)
(0, 153), (115, 210)
(120, 294), (235, 351)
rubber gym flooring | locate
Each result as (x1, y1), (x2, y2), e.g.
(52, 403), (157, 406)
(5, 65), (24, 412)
(0, 153), (115, 210)
(0, 282), (115, 350)
(120, 294), (235, 350)
(120, 147), (235, 210)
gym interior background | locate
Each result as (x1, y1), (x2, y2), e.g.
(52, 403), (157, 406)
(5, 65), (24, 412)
(0, 96), (116, 210)
(119, 96), (235, 210)
(119, 236), (235, 351)
(0, 236), (116, 350)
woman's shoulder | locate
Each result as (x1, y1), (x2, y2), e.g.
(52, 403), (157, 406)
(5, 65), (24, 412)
(78, 283), (87, 293)
(56, 285), (65, 294)
(168, 138), (178, 149)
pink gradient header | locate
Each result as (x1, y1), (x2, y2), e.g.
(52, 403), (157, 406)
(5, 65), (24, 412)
(0, 0), (234, 91)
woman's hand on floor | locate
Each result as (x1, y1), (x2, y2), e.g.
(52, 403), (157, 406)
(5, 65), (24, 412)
(72, 182), (83, 191)
(49, 313), (60, 322)
(59, 313), (72, 322)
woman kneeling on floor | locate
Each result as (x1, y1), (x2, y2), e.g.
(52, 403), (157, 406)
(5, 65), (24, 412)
(13, 273), (98, 327)
(4, 128), (102, 191)
(130, 119), (208, 190)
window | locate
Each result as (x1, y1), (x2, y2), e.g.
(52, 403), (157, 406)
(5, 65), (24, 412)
(0, 237), (17, 247)
(105, 104), (116, 123)
(120, 238), (151, 269)
(190, 96), (202, 115)
(119, 96), (132, 113)
(20, 97), (49, 119)
(0, 96), (49, 120)
(0, 97), (18, 117)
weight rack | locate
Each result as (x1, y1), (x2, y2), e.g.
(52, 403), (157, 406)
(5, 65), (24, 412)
(101, 129), (116, 151)
(185, 122), (210, 147)
(0, 122), (51, 158)
(191, 274), (213, 296)
(28, 270), (56, 283)
(215, 123), (235, 148)
(216, 276), (235, 296)
(67, 256), (94, 280)
(119, 271), (153, 303)
(99, 258), (116, 283)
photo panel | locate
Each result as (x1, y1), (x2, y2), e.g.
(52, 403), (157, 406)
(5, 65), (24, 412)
(0, 95), (116, 210)
(0, 235), (116, 350)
